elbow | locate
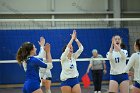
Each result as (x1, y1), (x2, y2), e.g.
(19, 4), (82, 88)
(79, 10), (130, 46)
(79, 45), (84, 52)
(82, 46), (84, 51)
(108, 56), (111, 60)
(107, 54), (113, 61)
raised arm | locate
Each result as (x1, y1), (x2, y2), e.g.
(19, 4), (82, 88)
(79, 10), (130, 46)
(60, 30), (76, 61)
(37, 37), (46, 58)
(73, 30), (84, 59)
(37, 37), (52, 63)
(107, 37), (114, 60)
(44, 43), (52, 63)
(75, 31), (82, 48)
(67, 30), (76, 48)
(114, 43), (127, 60)
(124, 53), (136, 73)
(74, 39), (84, 59)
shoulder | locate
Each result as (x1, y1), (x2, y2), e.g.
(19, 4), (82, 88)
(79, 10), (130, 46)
(98, 54), (103, 57)
(27, 56), (34, 61)
(131, 53), (139, 57)
(106, 52), (110, 55)
(121, 49), (128, 53)
(28, 56), (42, 61)
(129, 53), (139, 61)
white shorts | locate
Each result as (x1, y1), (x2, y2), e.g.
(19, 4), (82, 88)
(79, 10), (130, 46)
(39, 68), (52, 80)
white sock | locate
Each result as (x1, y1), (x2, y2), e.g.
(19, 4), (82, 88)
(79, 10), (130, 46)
(46, 89), (51, 93)
(98, 91), (101, 93)
(94, 91), (97, 93)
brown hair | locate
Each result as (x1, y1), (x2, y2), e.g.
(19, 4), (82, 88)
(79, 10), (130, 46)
(120, 42), (126, 49)
(136, 39), (140, 51)
(16, 42), (34, 64)
(62, 45), (67, 53)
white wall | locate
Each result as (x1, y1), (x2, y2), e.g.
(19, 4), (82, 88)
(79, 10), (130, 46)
(0, 0), (51, 13)
(0, 0), (109, 13)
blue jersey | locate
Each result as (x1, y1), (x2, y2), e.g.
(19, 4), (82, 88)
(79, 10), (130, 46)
(25, 56), (47, 81)
(23, 56), (47, 93)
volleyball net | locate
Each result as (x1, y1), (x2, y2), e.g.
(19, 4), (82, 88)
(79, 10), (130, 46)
(0, 17), (140, 63)
(0, 18), (140, 29)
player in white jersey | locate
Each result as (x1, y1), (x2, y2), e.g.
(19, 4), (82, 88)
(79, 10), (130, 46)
(37, 37), (52, 93)
(60, 30), (84, 93)
(123, 38), (140, 93)
(106, 35), (129, 93)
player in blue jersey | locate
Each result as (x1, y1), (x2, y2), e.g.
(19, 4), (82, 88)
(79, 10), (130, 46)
(16, 42), (52, 93)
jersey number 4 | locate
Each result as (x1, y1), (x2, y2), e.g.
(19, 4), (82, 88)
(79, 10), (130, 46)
(115, 57), (120, 63)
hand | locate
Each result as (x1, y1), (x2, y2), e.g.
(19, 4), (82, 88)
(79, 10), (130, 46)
(86, 70), (89, 74)
(114, 43), (121, 51)
(38, 37), (45, 47)
(128, 71), (134, 76)
(44, 43), (51, 53)
(71, 30), (77, 40)
(112, 36), (115, 45)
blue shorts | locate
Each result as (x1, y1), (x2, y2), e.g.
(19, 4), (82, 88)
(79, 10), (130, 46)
(110, 73), (129, 84)
(134, 81), (140, 89)
(61, 77), (79, 88)
(23, 80), (40, 93)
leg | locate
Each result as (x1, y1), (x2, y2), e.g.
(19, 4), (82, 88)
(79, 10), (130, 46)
(92, 70), (98, 91)
(109, 80), (119, 93)
(72, 84), (81, 93)
(120, 80), (129, 93)
(33, 88), (43, 93)
(61, 86), (72, 93)
(97, 70), (103, 91)
(43, 79), (51, 93)
(131, 86), (140, 93)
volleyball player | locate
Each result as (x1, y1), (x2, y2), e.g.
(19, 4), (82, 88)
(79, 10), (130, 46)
(60, 30), (84, 93)
(16, 42), (53, 93)
(123, 38), (140, 93)
(106, 35), (129, 93)
(37, 37), (52, 93)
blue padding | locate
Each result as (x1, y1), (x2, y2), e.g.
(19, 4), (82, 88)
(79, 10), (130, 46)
(0, 28), (129, 84)
(0, 63), (25, 84)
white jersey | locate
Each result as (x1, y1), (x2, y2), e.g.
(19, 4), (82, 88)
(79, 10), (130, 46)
(124, 52), (140, 83)
(37, 47), (52, 79)
(60, 45), (83, 81)
(106, 49), (128, 75)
